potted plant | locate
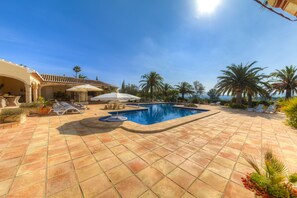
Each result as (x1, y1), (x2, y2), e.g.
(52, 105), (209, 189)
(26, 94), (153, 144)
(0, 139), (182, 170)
(241, 149), (297, 198)
(37, 97), (51, 115)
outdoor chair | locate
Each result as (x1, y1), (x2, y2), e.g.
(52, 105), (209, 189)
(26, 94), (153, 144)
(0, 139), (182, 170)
(247, 104), (264, 113)
(265, 105), (277, 114)
(50, 102), (84, 115)
(0, 96), (7, 108)
(6, 96), (19, 106)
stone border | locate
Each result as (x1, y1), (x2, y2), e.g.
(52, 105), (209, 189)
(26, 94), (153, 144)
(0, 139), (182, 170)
(80, 106), (220, 133)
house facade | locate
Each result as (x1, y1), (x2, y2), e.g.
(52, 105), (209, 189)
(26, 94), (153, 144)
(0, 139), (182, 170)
(0, 59), (117, 103)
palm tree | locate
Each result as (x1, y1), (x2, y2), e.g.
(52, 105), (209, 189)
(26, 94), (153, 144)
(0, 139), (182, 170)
(175, 82), (194, 100)
(216, 61), (269, 105)
(271, 65), (297, 99)
(162, 83), (173, 101)
(73, 66), (81, 78)
(139, 71), (164, 101)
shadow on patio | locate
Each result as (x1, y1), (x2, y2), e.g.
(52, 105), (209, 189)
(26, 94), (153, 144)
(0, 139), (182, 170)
(57, 116), (124, 136)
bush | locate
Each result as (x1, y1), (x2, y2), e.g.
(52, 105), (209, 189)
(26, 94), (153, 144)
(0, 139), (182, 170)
(0, 108), (24, 123)
(282, 97), (297, 128)
(20, 102), (39, 108)
(228, 103), (247, 109)
(242, 149), (297, 197)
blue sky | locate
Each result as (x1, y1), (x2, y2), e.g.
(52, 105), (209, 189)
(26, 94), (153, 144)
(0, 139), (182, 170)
(1, 0), (297, 90)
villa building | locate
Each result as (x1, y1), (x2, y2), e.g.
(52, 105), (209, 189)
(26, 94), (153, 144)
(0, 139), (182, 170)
(0, 59), (117, 103)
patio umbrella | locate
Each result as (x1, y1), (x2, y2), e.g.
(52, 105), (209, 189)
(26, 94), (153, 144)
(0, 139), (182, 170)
(91, 92), (140, 120)
(90, 92), (140, 102)
(67, 84), (103, 102)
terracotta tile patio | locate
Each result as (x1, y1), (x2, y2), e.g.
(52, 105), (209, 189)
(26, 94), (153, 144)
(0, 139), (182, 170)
(0, 104), (297, 197)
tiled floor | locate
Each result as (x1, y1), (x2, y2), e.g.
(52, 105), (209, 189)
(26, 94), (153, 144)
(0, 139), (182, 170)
(0, 104), (297, 198)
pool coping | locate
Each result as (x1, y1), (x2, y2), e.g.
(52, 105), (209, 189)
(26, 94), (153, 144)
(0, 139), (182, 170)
(80, 105), (220, 133)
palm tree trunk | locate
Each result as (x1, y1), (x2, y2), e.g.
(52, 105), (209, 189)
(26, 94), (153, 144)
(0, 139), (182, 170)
(236, 91), (242, 105)
(247, 93), (252, 108)
(150, 86), (153, 102)
(286, 88), (292, 99)
(182, 93), (185, 100)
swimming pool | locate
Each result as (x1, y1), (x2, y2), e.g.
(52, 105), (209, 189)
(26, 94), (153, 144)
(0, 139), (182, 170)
(109, 103), (207, 125)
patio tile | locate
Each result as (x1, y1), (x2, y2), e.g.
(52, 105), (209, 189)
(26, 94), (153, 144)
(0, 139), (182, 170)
(152, 177), (184, 197)
(93, 149), (114, 161)
(0, 166), (17, 181)
(72, 155), (96, 169)
(137, 167), (164, 187)
(206, 162), (233, 179)
(230, 171), (246, 186)
(11, 169), (46, 191)
(174, 147), (194, 158)
(224, 181), (254, 198)
(182, 192), (195, 198)
(125, 157), (148, 173)
(167, 167), (196, 189)
(179, 160), (204, 177)
(140, 152), (161, 164)
(0, 179), (13, 196)
(189, 153), (211, 168)
(117, 150), (137, 162)
(48, 153), (71, 167)
(115, 176), (148, 197)
(98, 156), (122, 172)
(21, 153), (46, 164)
(48, 185), (83, 198)
(165, 153), (186, 167)
(47, 171), (78, 196)
(17, 160), (46, 176)
(0, 157), (21, 169)
(80, 173), (112, 197)
(188, 179), (222, 198)
(153, 147), (171, 157)
(75, 163), (102, 182)
(234, 162), (254, 174)
(199, 170), (228, 192)
(110, 145), (128, 155)
(152, 159), (176, 175)
(139, 190), (158, 198)
(48, 161), (74, 179)
(213, 156), (236, 169)
(95, 187), (119, 198)
(106, 164), (132, 184)
(7, 182), (45, 198)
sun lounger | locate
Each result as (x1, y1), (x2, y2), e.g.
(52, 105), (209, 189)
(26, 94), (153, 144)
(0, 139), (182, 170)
(50, 102), (84, 115)
(247, 104), (265, 112)
(265, 105), (276, 114)
(253, 104), (265, 113)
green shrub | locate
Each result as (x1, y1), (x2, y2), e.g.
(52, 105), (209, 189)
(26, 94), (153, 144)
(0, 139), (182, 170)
(0, 108), (24, 123)
(20, 102), (39, 108)
(242, 150), (297, 197)
(229, 103), (247, 109)
(282, 97), (297, 128)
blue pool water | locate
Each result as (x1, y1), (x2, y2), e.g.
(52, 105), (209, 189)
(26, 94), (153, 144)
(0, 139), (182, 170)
(109, 103), (207, 125)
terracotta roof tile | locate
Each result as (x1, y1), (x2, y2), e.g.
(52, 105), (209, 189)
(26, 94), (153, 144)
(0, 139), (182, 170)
(40, 74), (117, 88)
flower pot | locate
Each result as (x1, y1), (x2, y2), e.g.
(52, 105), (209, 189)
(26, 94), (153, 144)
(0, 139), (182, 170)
(38, 107), (51, 115)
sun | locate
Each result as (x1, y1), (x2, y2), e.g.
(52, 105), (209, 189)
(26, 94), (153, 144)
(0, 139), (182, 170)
(195, 0), (222, 15)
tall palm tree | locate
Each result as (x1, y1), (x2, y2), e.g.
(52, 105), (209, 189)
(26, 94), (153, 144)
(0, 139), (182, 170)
(73, 66), (81, 78)
(175, 82), (194, 100)
(271, 65), (297, 99)
(139, 71), (164, 101)
(162, 83), (173, 100)
(216, 61), (269, 105)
